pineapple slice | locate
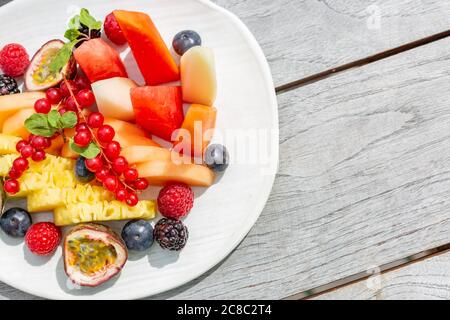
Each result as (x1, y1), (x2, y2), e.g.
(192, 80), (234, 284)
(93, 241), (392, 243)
(27, 185), (113, 212)
(54, 200), (156, 226)
(0, 134), (20, 155)
(17, 170), (77, 196)
(0, 154), (74, 176)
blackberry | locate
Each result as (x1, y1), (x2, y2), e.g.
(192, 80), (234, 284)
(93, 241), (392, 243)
(75, 23), (102, 48)
(154, 218), (189, 251)
(0, 75), (20, 96)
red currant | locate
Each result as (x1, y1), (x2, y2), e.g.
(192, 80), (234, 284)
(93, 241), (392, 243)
(123, 167), (138, 182)
(65, 96), (78, 112)
(97, 125), (115, 143)
(13, 157), (29, 172)
(74, 130), (92, 147)
(20, 145), (35, 158)
(95, 168), (110, 182)
(112, 156), (128, 174)
(85, 156), (103, 172)
(104, 141), (121, 160)
(31, 150), (46, 162)
(115, 188), (127, 202)
(74, 75), (91, 90)
(60, 80), (79, 97)
(103, 175), (119, 192)
(8, 169), (21, 179)
(4, 179), (19, 195)
(16, 140), (28, 153)
(134, 178), (149, 190)
(76, 89), (95, 108)
(45, 88), (63, 104)
(30, 136), (47, 150)
(126, 192), (139, 206)
(87, 112), (104, 128)
(34, 98), (51, 114)
(75, 122), (89, 132)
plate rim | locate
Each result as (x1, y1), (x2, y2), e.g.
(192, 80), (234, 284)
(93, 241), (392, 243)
(0, 0), (279, 299)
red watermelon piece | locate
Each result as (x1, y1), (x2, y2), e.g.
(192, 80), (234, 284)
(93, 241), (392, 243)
(131, 86), (184, 141)
(113, 10), (179, 86)
(73, 38), (127, 83)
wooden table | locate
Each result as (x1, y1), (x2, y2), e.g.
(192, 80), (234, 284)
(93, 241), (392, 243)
(1, 0), (450, 300)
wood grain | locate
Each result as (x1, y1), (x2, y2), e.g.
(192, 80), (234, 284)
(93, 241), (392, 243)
(315, 251), (450, 299)
(211, 0), (450, 86)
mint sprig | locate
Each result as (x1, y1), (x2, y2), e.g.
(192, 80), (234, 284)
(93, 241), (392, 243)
(49, 8), (102, 74)
(69, 139), (101, 159)
(24, 111), (77, 138)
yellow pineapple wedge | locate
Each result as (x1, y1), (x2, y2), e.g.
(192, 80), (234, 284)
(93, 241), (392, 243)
(14, 170), (77, 197)
(27, 185), (114, 212)
(54, 200), (156, 226)
(0, 154), (75, 176)
(0, 134), (20, 155)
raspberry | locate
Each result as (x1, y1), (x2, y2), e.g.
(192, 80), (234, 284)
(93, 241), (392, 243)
(25, 222), (61, 256)
(104, 13), (127, 45)
(157, 183), (194, 219)
(0, 44), (30, 77)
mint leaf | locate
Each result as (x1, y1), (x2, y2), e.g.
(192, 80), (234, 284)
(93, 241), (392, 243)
(70, 139), (101, 159)
(49, 41), (76, 74)
(24, 114), (57, 137)
(79, 8), (102, 30)
(68, 15), (81, 29)
(64, 28), (81, 42)
(60, 111), (77, 129)
(47, 110), (60, 128)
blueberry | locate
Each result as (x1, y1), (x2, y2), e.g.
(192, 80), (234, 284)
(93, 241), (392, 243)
(172, 30), (202, 56)
(75, 156), (95, 183)
(0, 207), (32, 237)
(204, 144), (229, 172)
(121, 220), (154, 251)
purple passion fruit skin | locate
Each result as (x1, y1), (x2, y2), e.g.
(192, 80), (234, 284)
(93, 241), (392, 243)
(63, 223), (128, 287)
(24, 40), (76, 91)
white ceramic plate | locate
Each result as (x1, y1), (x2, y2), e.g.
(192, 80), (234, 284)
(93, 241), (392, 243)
(0, 0), (278, 299)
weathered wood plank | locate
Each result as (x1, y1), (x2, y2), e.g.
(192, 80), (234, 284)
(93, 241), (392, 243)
(211, 0), (450, 86)
(315, 251), (450, 300)
(148, 37), (450, 299)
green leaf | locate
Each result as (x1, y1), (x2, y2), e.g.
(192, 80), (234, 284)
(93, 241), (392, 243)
(70, 139), (101, 159)
(49, 41), (76, 74)
(60, 111), (78, 129)
(24, 114), (57, 137)
(68, 15), (81, 29)
(64, 28), (81, 42)
(47, 110), (60, 128)
(79, 8), (102, 30)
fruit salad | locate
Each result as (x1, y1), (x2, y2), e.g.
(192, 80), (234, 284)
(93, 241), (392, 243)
(0, 8), (229, 288)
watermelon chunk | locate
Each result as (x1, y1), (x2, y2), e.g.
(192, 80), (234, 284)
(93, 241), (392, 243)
(73, 39), (127, 83)
(113, 10), (179, 85)
(130, 86), (184, 141)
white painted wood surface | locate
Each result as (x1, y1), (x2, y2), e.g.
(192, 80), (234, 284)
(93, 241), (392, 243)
(1, 0), (450, 300)
(316, 251), (450, 300)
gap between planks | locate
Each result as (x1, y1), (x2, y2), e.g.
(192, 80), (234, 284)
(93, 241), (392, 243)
(275, 29), (450, 95)
(275, 29), (450, 299)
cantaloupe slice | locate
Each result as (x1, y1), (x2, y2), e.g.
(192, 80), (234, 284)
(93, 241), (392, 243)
(0, 92), (45, 128)
(136, 161), (215, 187)
(114, 131), (160, 148)
(92, 77), (137, 121)
(2, 108), (35, 139)
(104, 118), (146, 137)
(121, 145), (191, 164)
(46, 135), (64, 156)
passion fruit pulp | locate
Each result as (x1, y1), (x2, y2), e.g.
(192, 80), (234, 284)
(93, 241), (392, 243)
(64, 223), (127, 287)
(25, 40), (76, 91)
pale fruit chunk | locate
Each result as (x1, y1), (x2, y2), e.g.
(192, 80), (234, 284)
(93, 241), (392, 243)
(54, 200), (156, 226)
(92, 77), (137, 121)
(181, 47), (217, 106)
(0, 92), (45, 128)
(0, 134), (20, 155)
(2, 108), (35, 139)
(121, 145), (190, 164)
(136, 161), (215, 187)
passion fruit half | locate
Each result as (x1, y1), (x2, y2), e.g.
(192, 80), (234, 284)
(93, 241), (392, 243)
(25, 40), (76, 91)
(64, 223), (127, 287)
